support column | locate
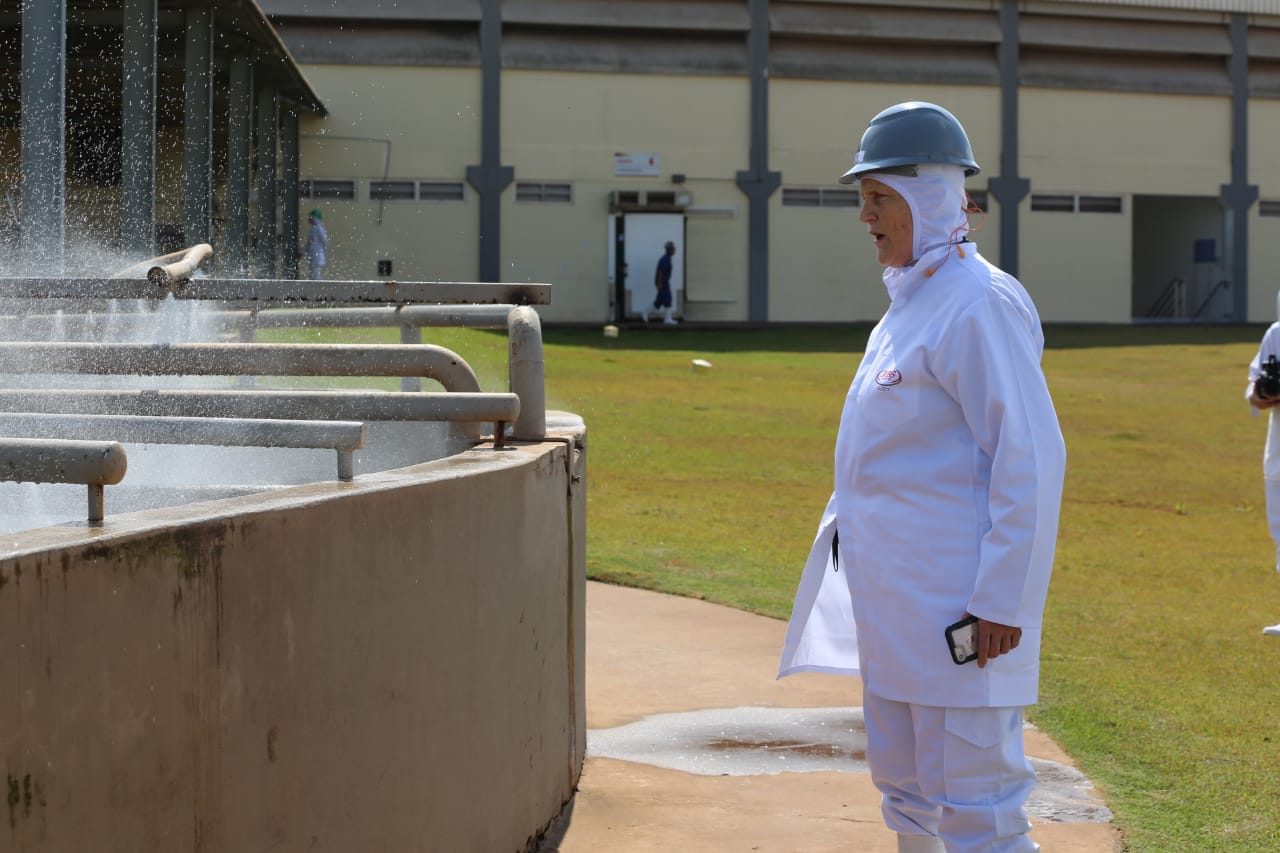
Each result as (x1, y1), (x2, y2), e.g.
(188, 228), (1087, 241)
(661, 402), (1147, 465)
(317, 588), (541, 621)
(121, 0), (156, 258)
(1222, 12), (1258, 322)
(280, 107), (300, 279)
(734, 0), (781, 323)
(988, 0), (1030, 279)
(255, 87), (279, 277)
(464, 0), (514, 282)
(183, 5), (214, 247)
(225, 58), (254, 276)
(20, 0), (67, 274)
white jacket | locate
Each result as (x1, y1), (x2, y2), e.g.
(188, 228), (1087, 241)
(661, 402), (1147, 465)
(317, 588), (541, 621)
(780, 240), (1066, 708)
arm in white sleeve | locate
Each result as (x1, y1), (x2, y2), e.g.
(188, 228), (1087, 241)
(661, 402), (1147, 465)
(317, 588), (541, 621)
(931, 294), (1067, 628)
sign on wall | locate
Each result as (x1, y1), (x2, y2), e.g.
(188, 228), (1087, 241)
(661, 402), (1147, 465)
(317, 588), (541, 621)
(613, 152), (660, 177)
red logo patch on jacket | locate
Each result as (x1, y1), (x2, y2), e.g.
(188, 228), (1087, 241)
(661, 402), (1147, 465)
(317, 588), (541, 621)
(875, 369), (903, 387)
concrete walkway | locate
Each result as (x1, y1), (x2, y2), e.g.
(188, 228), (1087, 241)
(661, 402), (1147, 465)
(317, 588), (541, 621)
(540, 581), (1121, 853)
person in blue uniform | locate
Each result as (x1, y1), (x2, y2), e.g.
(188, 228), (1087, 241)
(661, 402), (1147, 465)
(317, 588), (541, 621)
(642, 241), (678, 325)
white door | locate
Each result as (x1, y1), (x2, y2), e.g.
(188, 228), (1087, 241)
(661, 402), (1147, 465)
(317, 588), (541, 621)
(621, 213), (684, 319)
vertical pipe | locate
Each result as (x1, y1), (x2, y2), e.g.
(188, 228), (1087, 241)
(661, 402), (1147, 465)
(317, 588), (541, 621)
(464, 0), (514, 282)
(87, 483), (104, 523)
(226, 58), (254, 276)
(1222, 12), (1257, 322)
(121, 0), (156, 258)
(255, 87), (279, 278)
(399, 323), (422, 392)
(183, 5), (214, 246)
(508, 305), (545, 441)
(733, 0), (780, 322)
(280, 107), (300, 279)
(20, 0), (67, 275)
(989, 0), (1030, 279)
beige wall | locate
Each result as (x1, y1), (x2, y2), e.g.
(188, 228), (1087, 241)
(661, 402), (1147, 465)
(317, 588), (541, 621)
(500, 70), (751, 322)
(1016, 89), (1233, 323)
(769, 81), (1000, 323)
(298, 66), (483, 283)
(0, 426), (587, 853)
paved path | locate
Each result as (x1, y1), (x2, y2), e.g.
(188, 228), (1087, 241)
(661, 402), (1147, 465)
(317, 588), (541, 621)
(540, 581), (1121, 853)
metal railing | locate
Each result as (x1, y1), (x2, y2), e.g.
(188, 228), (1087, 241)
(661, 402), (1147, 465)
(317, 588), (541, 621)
(0, 266), (551, 527)
(0, 437), (127, 522)
(0, 413), (365, 481)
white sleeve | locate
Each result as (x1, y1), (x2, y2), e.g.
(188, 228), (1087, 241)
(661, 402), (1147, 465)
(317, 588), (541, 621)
(930, 294), (1067, 628)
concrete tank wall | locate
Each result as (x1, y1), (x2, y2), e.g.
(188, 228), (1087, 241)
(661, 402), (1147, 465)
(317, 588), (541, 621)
(0, 421), (586, 853)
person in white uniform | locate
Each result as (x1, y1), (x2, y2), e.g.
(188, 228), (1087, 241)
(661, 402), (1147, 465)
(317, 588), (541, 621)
(778, 102), (1067, 853)
(1245, 313), (1280, 636)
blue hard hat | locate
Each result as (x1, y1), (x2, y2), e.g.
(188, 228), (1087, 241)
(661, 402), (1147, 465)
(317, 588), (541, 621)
(839, 101), (981, 183)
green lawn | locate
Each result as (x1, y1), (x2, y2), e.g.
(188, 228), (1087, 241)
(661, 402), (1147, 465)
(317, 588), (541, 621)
(277, 321), (1280, 851)
(538, 322), (1280, 853)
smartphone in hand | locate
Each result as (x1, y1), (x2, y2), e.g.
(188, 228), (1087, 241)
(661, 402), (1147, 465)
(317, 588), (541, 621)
(945, 615), (979, 665)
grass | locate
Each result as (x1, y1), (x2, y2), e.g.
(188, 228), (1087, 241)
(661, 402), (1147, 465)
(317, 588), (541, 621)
(272, 320), (1280, 851)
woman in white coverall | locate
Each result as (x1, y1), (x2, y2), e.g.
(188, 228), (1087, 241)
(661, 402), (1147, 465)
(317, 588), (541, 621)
(1246, 316), (1280, 636)
(778, 102), (1067, 853)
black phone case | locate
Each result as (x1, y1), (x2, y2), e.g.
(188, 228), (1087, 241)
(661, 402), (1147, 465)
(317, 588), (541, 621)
(945, 615), (979, 665)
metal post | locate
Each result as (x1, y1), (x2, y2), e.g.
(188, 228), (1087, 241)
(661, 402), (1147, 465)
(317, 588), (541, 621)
(400, 323), (423, 391)
(226, 58), (254, 276)
(464, 0), (514, 282)
(256, 88), (279, 277)
(508, 306), (546, 441)
(183, 5), (214, 246)
(20, 0), (67, 275)
(989, 0), (1031, 278)
(734, 0), (781, 323)
(121, 0), (157, 258)
(1222, 12), (1258, 322)
(281, 107), (301, 279)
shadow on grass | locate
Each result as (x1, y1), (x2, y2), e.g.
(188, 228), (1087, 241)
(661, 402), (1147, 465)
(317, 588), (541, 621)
(542, 322), (1271, 354)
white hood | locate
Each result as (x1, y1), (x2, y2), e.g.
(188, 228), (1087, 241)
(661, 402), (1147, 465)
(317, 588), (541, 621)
(872, 163), (969, 265)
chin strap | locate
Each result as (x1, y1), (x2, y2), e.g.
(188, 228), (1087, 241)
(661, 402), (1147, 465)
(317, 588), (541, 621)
(922, 193), (984, 278)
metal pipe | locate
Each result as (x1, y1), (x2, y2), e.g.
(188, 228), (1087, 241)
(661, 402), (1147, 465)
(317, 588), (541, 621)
(108, 243), (213, 282)
(0, 305), (519, 338)
(0, 437), (128, 485)
(508, 306), (546, 441)
(0, 437), (127, 524)
(0, 278), (551, 305)
(0, 342), (482, 393)
(148, 243), (213, 286)
(0, 413), (364, 451)
(0, 414), (364, 484)
(0, 389), (519, 425)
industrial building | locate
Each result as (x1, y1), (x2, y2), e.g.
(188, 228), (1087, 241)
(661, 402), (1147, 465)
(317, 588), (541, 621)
(7, 0), (1280, 324)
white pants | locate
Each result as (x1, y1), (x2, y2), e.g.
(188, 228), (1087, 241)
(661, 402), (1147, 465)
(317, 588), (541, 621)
(1266, 479), (1280, 571)
(863, 691), (1038, 853)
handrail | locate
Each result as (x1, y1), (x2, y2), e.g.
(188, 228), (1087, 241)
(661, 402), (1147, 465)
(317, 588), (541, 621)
(0, 277), (551, 305)
(1193, 279), (1230, 319)
(1145, 277), (1184, 318)
(0, 389), (519, 434)
(0, 437), (127, 523)
(0, 413), (366, 481)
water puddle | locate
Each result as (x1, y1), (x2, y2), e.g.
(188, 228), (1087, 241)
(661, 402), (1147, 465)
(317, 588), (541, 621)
(588, 705), (1112, 824)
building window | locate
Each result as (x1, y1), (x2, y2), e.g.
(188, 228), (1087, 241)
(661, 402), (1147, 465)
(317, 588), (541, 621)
(1262, 200), (1280, 217)
(369, 180), (416, 201)
(1078, 195), (1123, 214)
(418, 181), (466, 202)
(1031, 193), (1122, 213)
(782, 187), (859, 207)
(300, 179), (356, 200)
(966, 190), (988, 213)
(516, 182), (573, 203)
